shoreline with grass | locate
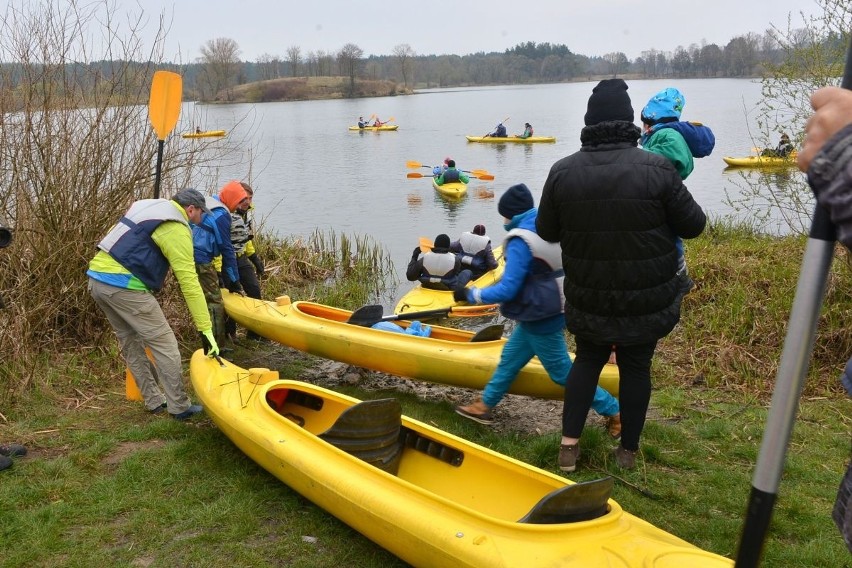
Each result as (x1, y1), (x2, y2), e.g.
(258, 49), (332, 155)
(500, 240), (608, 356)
(1, 220), (850, 566)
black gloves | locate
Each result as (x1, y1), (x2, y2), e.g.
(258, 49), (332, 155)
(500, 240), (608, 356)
(248, 253), (265, 278)
(200, 332), (214, 355)
(453, 288), (468, 303)
(226, 279), (243, 294)
(411, 246), (422, 260)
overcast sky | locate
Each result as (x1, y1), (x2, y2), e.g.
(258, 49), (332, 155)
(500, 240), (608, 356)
(117, 0), (823, 62)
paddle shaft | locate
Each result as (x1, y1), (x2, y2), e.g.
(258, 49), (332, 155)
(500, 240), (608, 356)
(734, 36), (852, 567)
(153, 141), (165, 198)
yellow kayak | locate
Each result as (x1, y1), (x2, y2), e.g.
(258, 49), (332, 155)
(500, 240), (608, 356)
(466, 135), (556, 143)
(432, 177), (467, 198)
(349, 124), (399, 131)
(722, 152), (797, 168)
(221, 293), (619, 397)
(181, 130), (226, 138)
(190, 352), (734, 568)
(396, 246), (505, 315)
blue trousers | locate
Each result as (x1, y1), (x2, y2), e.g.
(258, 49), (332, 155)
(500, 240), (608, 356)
(482, 324), (620, 417)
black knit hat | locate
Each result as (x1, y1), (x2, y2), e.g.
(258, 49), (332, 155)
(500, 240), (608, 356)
(584, 78), (634, 126)
(498, 184), (534, 219)
(434, 234), (451, 251)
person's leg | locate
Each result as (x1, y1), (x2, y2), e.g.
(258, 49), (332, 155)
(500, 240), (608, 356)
(237, 255), (262, 339)
(89, 279), (166, 410)
(612, 341), (657, 452)
(561, 337), (611, 439)
(481, 326), (536, 407)
(196, 263), (226, 345)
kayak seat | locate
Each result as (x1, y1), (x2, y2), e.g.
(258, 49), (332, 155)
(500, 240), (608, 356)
(320, 398), (403, 475)
(399, 427), (464, 467)
(518, 477), (613, 524)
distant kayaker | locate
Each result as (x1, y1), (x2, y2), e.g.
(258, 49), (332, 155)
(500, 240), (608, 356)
(434, 160), (470, 186)
(195, 126), (202, 134)
(406, 233), (472, 291)
(432, 156), (453, 176)
(798, 84), (852, 554)
(87, 188), (218, 420)
(449, 224), (498, 279)
(517, 122), (534, 139)
(453, 183), (621, 438)
(761, 132), (795, 158)
(373, 116), (384, 127)
(537, 79), (706, 471)
(487, 122), (508, 138)
(640, 87), (716, 296)
(357, 116), (368, 128)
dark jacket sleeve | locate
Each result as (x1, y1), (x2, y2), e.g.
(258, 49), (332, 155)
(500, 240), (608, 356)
(536, 170), (561, 243)
(484, 244), (498, 270)
(809, 123), (852, 249)
(406, 253), (424, 282)
(664, 175), (707, 240)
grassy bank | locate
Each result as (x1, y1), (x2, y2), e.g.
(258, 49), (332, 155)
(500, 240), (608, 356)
(225, 76), (410, 104)
(1, 221), (850, 566)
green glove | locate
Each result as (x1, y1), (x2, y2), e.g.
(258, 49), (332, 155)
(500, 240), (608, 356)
(200, 329), (220, 357)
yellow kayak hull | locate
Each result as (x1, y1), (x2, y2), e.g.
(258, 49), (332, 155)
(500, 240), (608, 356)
(432, 177), (467, 198)
(466, 135), (556, 143)
(222, 293), (620, 397)
(396, 247), (505, 314)
(722, 152), (797, 167)
(349, 125), (399, 131)
(181, 130), (226, 138)
(190, 352), (733, 568)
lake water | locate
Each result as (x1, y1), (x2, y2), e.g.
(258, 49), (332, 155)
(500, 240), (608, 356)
(182, 78), (803, 305)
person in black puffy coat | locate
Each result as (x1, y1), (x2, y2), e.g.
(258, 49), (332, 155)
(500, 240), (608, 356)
(536, 78), (707, 471)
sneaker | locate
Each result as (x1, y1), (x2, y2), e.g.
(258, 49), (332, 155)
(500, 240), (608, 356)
(0, 443), (27, 457)
(559, 443), (580, 472)
(0, 455), (11, 471)
(172, 404), (204, 421)
(148, 402), (168, 414)
(606, 413), (622, 439)
(613, 445), (637, 469)
(455, 400), (494, 425)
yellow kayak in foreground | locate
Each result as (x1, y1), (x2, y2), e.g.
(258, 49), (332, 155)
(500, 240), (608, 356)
(395, 246), (505, 315)
(190, 352), (733, 568)
(221, 293), (619, 397)
(432, 176), (467, 198)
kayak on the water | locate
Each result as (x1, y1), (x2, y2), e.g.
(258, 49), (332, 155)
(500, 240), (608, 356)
(466, 135), (556, 144)
(722, 151), (798, 168)
(432, 177), (467, 199)
(182, 130), (226, 138)
(349, 124), (399, 131)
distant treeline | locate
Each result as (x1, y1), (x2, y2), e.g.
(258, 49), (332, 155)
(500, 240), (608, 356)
(0, 33), (845, 104)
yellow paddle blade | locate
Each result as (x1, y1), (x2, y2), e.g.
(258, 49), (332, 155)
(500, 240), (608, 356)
(419, 237), (433, 252)
(474, 174), (495, 181)
(407, 172), (430, 179)
(407, 160), (425, 169)
(450, 304), (499, 317)
(386, 116), (395, 122)
(148, 70), (183, 141)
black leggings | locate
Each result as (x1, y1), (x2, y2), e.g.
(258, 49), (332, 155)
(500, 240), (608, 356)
(562, 337), (657, 451)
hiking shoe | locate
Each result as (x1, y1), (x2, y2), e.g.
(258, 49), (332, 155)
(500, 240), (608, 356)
(559, 443), (580, 472)
(172, 404), (204, 421)
(613, 445), (637, 469)
(606, 413), (622, 439)
(0, 443), (27, 457)
(148, 402), (168, 414)
(455, 400), (494, 425)
(0, 455), (11, 471)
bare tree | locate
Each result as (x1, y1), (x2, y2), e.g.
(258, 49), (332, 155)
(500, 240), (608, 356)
(286, 45), (301, 77)
(337, 43), (363, 96)
(392, 43), (415, 88)
(256, 53), (278, 80)
(602, 52), (629, 77)
(197, 37), (241, 101)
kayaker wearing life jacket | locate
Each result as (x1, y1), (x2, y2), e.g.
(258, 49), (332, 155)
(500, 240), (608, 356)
(518, 123), (534, 139)
(450, 224), (498, 278)
(406, 233), (472, 291)
(434, 160), (470, 186)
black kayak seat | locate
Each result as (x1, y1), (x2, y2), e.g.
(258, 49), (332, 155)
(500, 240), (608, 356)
(319, 398), (403, 475)
(518, 477), (613, 524)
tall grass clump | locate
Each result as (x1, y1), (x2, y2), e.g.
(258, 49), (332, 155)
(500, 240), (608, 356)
(659, 217), (852, 398)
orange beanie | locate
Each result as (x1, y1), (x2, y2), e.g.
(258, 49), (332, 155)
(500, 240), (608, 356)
(218, 180), (248, 211)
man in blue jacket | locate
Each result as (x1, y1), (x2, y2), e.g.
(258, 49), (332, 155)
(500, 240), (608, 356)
(453, 184), (620, 448)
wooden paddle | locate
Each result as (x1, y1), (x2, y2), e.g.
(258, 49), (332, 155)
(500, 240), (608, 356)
(407, 172), (494, 181)
(348, 304), (497, 327)
(147, 70), (182, 199)
(406, 161), (491, 176)
(483, 116), (509, 138)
